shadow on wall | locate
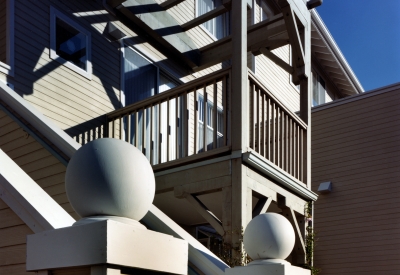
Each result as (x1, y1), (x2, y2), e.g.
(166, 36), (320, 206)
(64, 115), (107, 145)
(11, 0), (122, 111)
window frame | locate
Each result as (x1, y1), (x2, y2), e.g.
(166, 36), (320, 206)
(0, 0), (14, 76)
(50, 6), (92, 79)
(312, 71), (327, 106)
(195, 0), (230, 41)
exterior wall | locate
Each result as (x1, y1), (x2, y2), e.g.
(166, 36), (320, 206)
(311, 83), (400, 274)
(0, 110), (78, 220)
(253, 0), (300, 113)
(0, 198), (33, 275)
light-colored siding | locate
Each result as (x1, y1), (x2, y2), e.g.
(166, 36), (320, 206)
(253, 0), (300, 113)
(0, 110), (79, 220)
(311, 84), (400, 275)
(10, 0), (121, 142)
(0, 198), (33, 275)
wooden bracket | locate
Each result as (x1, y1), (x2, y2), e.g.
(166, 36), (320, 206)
(279, 2), (306, 77)
(175, 186), (225, 236)
(289, 206), (306, 254)
(185, 194), (225, 236)
(258, 48), (293, 74)
(252, 196), (272, 218)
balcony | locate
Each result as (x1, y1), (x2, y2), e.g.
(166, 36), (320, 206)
(79, 68), (308, 185)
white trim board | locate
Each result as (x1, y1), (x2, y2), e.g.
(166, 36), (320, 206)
(0, 81), (80, 159)
(312, 82), (400, 113)
(242, 150), (318, 201)
(0, 149), (75, 233)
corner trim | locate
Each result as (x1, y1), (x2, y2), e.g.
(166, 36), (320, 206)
(242, 151), (318, 201)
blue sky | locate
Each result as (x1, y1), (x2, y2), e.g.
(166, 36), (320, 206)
(316, 1), (400, 91)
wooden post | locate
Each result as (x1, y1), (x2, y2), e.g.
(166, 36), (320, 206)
(228, 0), (251, 265)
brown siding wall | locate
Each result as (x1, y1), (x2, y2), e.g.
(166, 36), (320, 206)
(311, 84), (400, 274)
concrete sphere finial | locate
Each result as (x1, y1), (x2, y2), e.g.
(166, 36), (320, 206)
(244, 213), (295, 261)
(65, 138), (155, 222)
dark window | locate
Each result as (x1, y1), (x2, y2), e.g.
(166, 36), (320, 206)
(55, 18), (88, 70)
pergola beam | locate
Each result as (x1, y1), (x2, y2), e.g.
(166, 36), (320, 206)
(182, 5), (229, 31)
(160, 0), (186, 10)
(196, 14), (289, 72)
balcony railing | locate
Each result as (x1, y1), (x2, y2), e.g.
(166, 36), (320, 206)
(248, 70), (308, 183)
(73, 68), (307, 183)
(105, 68), (231, 169)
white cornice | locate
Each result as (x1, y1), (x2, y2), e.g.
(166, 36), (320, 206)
(311, 9), (364, 94)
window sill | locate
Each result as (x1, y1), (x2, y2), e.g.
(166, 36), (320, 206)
(50, 50), (92, 80)
(0, 62), (13, 76)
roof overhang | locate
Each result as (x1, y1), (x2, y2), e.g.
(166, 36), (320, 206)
(311, 10), (364, 95)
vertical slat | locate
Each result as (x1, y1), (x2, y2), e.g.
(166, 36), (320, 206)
(167, 98), (170, 162)
(276, 107), (280, 166)
(284, 114), (289, 173)
(194, 89), (198, 154)
(119, 116), (123, 140)
(279, 109), (283, 169)
(126, 114), (131, 143)
(266, 98), (270, 161)
(222, 76), (227, 147)
(261, 92), (265, 158)
(299, 127), (304, 182)
(183, 91), (189, 157)
(142, 107), (146, 155)
(213, 80), (217, 149)
(176, 96), (179, 159)
(256, 87), (260, 153)
(158, 102), (162, 164)
(303, 127), (307, 184)
(203, 87), (207, 152)
(135, 111), (139, 147)
(293, 122), (298, 179)
(297, 125), (300, 180)
(113, 119), (117, 138)
(150, 105), (154, 165)
(289, 118), (293, 176)
(249, 81), (255, 149)
(271, 102), (275, 163)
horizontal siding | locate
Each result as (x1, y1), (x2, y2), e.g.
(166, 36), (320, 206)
(0, 199), (33, 275)
(12, 0), (121, 136)
(311, 89), (400, 275)
(255, 45), (300, 113)
(0, 111), (77, 223)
